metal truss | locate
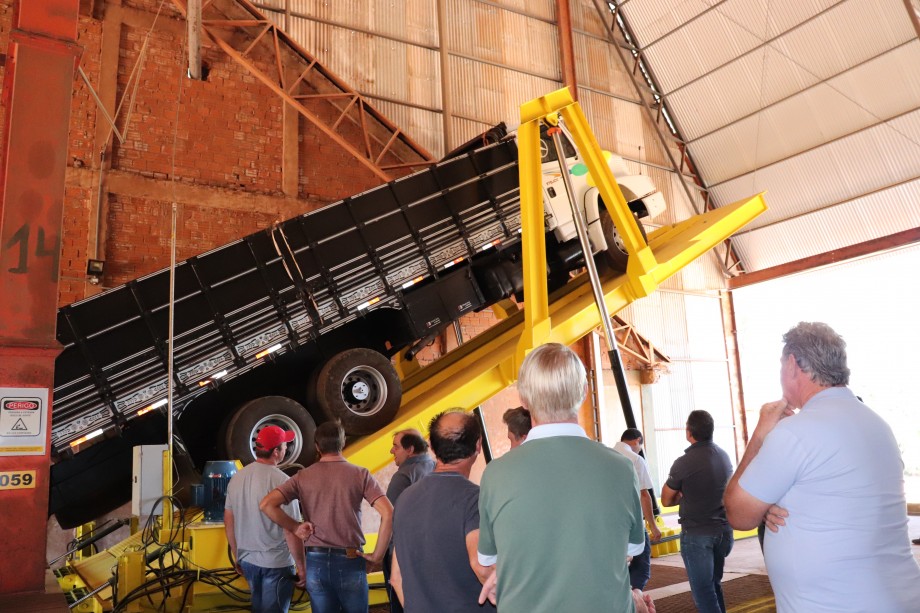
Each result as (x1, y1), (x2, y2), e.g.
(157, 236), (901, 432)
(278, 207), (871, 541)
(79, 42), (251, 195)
(171, 0), (434, 182)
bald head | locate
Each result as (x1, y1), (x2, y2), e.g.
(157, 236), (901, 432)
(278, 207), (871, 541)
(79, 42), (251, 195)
(429, 410), (481, 464)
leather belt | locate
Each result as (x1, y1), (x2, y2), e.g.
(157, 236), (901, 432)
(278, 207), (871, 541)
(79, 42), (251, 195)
(306, 546), (356, 555)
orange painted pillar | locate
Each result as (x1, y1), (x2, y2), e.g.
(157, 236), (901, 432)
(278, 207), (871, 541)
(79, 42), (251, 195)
(0, 0), (80, 594)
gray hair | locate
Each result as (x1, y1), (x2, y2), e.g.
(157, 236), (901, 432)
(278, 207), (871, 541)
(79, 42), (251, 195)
(782, 322), (850, 387)
(517, 343), (587, 423)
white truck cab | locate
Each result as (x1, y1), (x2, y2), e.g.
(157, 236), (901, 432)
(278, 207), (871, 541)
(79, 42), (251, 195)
(533, 122), (666, 268)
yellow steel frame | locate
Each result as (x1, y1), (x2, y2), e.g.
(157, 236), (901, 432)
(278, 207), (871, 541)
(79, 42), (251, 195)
(346, 87), (766, 472)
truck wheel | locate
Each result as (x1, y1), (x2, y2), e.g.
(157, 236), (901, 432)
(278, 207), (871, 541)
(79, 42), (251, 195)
(312, 348), (401, 435)
(221, 396), (316, 468)
(600, 208), (648, 271)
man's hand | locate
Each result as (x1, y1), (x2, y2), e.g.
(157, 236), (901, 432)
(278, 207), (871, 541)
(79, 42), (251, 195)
(478, 566), (498, 605)
(294, 521), (314, 540)
(632, 589), (656, 613)
(764, 504), (789, 533)
(357, 549), (384, 568)
(649, 522), (662, 542)
(755, 399), (795, 437)
(229, 546), (242, 575)
(294, 567), (306, 589)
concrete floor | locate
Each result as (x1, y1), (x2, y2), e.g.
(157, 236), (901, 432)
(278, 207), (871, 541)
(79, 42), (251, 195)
(13, 516), (920, 612)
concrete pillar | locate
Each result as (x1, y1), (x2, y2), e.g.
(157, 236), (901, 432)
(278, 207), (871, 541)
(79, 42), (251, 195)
(0, 0), (80, 594)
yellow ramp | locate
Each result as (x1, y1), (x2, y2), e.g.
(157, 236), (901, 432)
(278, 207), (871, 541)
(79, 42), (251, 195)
(346, 193), (767, 472)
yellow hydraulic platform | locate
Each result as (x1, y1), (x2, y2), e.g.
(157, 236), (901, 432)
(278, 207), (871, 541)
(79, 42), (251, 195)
(345, 88), (766, 471)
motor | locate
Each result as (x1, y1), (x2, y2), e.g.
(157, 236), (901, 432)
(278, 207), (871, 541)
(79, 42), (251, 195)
(190, 460), (238, 522)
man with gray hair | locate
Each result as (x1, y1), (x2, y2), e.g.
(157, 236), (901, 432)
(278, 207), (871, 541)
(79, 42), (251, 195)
(725, 322), (920, 612)
(477, 343), (654, 612)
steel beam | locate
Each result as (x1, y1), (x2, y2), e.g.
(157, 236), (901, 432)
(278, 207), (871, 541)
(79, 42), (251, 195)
(556, 0), (579, 100)
(728, 226), (920, 289)
(588, 0), (749, 278)
(901, 0), (920, 40)
(0, 0), (80, 595)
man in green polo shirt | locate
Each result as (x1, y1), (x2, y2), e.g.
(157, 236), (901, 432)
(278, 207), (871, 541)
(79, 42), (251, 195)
(477, 342), (655, 612)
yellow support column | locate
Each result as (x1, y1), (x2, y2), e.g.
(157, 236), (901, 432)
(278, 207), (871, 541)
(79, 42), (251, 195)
(514, 110), (552, 369)
(557, 101), (658, 297)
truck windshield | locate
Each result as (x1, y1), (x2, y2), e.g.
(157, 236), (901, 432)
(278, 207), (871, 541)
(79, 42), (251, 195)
(539, 125), (578, 165)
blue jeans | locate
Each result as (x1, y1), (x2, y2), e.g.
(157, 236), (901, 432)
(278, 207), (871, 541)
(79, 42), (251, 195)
(306, 550), (368, 613)
(239, 560), (295, 613)
(628, 532), (652, 590)
(382, 546), (403, 613)
(680, 528), (734, 613)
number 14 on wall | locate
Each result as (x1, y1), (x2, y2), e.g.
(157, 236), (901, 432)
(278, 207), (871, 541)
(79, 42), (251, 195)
(3, 223), (60, 282)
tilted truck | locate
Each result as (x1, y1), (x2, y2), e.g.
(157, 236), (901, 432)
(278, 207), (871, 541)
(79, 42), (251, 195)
(49, 122), (666, 527)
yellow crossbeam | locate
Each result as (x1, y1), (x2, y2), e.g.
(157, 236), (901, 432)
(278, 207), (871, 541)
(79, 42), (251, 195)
(346, 193), (767, 471)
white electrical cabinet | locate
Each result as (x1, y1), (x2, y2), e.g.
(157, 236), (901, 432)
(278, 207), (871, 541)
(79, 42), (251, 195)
(132, 444), (167, 517)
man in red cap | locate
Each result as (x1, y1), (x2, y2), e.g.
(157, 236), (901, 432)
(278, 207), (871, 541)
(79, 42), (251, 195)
(225, 424), (306, 613)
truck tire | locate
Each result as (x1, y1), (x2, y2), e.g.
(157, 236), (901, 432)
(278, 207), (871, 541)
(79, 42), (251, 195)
(312, 348), (402, 435)
(221, 396), (316, 468)
(600, 208), (648, 271)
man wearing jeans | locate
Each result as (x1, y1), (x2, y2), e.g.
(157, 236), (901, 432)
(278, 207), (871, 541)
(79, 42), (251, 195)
(614, 428), (661, 591)
(224, 425), (305, 613)
(661, 410), (733, 613)
(262, 420), (393, 613)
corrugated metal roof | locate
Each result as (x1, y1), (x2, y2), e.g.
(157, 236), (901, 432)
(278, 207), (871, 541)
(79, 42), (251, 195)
(710, 108), (920, 226)
(617, 0), (920, 275)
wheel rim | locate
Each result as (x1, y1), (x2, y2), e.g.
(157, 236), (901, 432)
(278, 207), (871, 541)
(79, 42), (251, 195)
(250, 414), (304, 467)
(611, 229), (627, 254)
(340, 366), (388, 417)
(601, 209), (631, 257)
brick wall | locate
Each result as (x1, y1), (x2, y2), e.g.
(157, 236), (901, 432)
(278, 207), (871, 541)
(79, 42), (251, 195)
(0, 0), (414, 305)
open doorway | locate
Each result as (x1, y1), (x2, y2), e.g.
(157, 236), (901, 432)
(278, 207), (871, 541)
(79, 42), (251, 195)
(732, 244), (920, 505)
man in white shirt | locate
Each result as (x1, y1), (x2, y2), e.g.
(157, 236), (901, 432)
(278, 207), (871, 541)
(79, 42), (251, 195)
(724, 322), (920, 612)
(614, 428), (661, 590)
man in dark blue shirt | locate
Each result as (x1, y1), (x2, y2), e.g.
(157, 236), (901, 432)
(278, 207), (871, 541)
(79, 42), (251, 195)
(661, 410), (734, 613)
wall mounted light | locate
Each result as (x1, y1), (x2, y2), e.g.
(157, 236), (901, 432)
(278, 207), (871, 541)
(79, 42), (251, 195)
(86, 259), (105, 285)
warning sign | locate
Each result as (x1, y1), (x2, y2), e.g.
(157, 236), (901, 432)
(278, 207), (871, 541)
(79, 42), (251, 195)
(0, 388), (48, 456)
